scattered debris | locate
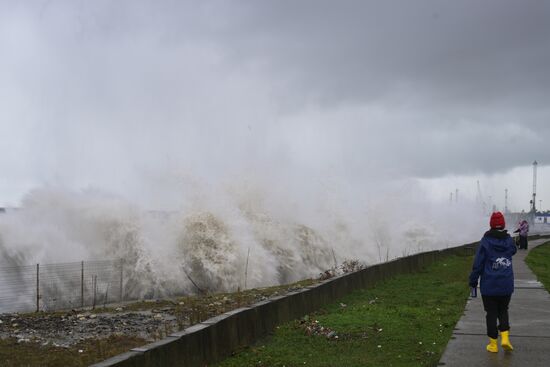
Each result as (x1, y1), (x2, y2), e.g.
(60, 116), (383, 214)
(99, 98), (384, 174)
(0, 311), (174, 347)
(318, 259), (366, 280)
(0, 280), (318, 347)
(298, 317), (339, 340)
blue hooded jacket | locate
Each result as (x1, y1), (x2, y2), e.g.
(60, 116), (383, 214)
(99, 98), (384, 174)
(469, 229), (517, 296)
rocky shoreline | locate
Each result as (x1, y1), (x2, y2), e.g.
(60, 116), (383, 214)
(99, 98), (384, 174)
(0, 283), (311, 348)
(0, 260), (363, 349)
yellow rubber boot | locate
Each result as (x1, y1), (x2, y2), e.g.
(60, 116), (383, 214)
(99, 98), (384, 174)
(486, 337), (498, 353)
(501, 331), (514, 351)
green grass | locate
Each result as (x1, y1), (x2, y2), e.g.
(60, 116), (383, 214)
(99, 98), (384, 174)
(216, 255), (472, 367)
(525, 241), (550, 291)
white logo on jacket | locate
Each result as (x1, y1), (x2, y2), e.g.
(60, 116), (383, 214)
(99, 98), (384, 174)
(492, 257), (511, 270)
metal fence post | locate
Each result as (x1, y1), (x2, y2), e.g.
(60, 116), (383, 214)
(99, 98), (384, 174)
(81, 261), (84, 308)
(92, 275), (97, 310)
(119, 258), (123, 302)
(36, 263), (39, 312)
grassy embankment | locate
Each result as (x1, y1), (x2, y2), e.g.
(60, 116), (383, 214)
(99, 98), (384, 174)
(216, 254), (473, 367)
(525, 241), (550, 291)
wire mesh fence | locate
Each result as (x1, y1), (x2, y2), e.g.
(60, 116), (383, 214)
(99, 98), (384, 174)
(0, 259), (124, 313)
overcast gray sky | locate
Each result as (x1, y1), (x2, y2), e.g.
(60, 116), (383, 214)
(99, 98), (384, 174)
(0, 0), (549, 210)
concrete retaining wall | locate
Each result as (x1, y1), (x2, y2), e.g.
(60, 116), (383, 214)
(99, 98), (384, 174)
(90, 242), (481, 367)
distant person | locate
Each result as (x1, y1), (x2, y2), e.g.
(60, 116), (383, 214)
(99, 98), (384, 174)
(514, 219), (529, 250)
(469, 211), (516, 353)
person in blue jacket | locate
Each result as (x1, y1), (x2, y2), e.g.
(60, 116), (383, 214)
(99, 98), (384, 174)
(469, 211), (517, 353)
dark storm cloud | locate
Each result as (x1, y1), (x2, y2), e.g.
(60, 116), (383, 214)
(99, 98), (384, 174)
(201, 0), (550, 176)
(1, 0), (550, 204)
(211, 0), (550, 107)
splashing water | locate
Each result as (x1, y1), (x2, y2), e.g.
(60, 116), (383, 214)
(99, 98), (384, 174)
(0, 183), (486, 305)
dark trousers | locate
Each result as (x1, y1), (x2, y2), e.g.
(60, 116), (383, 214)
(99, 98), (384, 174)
(519, 235), (528, 249)
(482, 295), (511, 339)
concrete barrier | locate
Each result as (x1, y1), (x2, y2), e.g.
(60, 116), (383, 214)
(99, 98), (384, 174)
(91, 242), (480, 367)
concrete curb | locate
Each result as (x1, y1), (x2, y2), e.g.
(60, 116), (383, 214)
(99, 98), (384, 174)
(90, 242), (479, 367)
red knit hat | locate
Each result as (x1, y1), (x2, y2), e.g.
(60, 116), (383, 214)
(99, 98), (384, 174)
(490, 211), (505, 229)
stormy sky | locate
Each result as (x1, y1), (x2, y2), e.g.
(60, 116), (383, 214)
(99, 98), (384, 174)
(1, 0), (549, 211)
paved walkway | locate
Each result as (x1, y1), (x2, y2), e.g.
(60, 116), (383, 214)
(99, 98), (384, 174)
(439, 238), (550, 366)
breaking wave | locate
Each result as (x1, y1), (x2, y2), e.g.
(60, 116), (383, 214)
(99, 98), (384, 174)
(0, 184), (485, 303)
